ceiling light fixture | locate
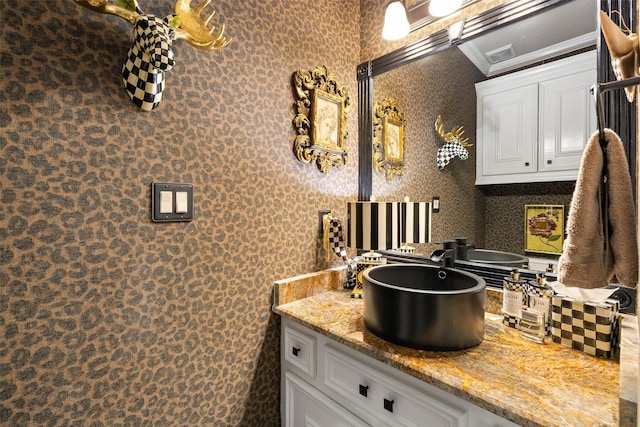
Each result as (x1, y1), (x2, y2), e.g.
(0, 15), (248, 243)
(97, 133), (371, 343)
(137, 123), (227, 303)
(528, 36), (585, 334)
(382, 1), (410, 41)
(429, 0), (463, 17)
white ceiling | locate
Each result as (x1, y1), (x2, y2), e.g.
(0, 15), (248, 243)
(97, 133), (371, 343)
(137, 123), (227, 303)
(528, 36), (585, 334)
(457, 1), (597, 76)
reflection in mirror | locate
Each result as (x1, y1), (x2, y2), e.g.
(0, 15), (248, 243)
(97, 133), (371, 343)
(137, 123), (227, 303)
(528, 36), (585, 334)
(373, 97), (406, 179)
(358, 0), (608, 268)
(456, 0), (595, 78)
(372, 47), (485, 254)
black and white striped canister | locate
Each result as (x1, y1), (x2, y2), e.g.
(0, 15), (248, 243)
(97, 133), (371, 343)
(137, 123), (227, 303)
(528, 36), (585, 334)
(347, 202), (400, 251)
(400, 201), (431, 244)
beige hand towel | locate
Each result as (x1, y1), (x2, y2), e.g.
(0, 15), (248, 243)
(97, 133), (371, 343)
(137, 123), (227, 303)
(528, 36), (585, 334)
(558, 129), (638, 289)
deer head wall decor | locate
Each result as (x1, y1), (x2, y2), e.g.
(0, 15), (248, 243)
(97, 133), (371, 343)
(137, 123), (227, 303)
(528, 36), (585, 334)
(73, 0), (230, 111)
(434, 115), (472, 170)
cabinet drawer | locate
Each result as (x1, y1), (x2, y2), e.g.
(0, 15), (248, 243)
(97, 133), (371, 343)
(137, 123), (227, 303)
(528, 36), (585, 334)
(324, 346), (468, 427)
(283, 324), (316, 378)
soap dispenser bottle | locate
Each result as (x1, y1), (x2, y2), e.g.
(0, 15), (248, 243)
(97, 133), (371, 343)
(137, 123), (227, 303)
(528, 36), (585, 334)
(502, 268), (526, 329)
(524, 272), (554, 336)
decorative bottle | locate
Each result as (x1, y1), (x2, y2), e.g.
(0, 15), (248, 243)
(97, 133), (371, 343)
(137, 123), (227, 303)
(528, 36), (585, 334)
(524, 272), (554, 337)
(502, 268), (526, 329)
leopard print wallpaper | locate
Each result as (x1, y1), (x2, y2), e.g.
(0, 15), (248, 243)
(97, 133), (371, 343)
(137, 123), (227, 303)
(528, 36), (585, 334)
(0, 0), (594, 425)
(1, 1), (359, 425)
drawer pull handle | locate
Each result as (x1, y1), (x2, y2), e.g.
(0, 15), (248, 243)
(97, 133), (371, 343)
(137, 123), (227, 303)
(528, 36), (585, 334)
(547, 159), (552, 164)
(358, 384), (369, 397)
(384, 398), (394, 413)
(292, 347), (301, 357)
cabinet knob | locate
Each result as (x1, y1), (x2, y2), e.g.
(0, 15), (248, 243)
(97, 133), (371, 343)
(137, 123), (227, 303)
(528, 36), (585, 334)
(359, 384), (369, 397)
(292, 347), (301, 357)
(524, 162), (530, 167)
(547, 159), (552, 164)
(384, 398), (394, 413)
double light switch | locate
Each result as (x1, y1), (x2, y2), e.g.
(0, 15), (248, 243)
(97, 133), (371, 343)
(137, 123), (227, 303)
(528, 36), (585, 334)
(160, 190), (188, 214)
(152, 182), (194, 222)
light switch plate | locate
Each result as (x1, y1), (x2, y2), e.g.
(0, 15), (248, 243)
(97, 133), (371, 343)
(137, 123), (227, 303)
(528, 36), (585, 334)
(432, 196), (440, 213)
(151, 182), (194, 222)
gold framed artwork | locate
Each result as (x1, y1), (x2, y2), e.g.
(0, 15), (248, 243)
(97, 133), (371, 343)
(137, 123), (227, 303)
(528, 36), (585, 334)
(311, 89), (343, 149)
(373, 98), (405, 179)
(524, 205), (565, 255)
(292, 65), (350, 173)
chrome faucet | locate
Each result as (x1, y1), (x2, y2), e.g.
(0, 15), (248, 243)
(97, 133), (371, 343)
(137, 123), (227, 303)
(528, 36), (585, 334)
(430, 240), (456, 268)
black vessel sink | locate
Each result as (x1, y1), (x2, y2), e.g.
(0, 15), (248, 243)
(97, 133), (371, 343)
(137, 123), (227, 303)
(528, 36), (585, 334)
(363, 264), (486, 351)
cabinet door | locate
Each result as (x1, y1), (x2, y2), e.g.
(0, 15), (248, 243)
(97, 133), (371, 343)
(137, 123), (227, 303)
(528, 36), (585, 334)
(539, 68), (596, 172)
(480, 84), (538, 177)
(284, 371), (369, 427)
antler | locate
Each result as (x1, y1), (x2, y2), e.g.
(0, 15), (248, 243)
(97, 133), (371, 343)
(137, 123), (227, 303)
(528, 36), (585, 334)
(449, 126), (472, 147)
(174, 0), (231, 50)
(72, 0), (140, 24)
(434, 115), (449, 142)
(73, 0), (230, 50)
(434, 115), (472, 147)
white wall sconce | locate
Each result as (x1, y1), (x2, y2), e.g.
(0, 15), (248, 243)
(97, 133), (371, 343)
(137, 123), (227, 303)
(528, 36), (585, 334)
(429, 0), (463, 17)
(382, 1), (410, 41)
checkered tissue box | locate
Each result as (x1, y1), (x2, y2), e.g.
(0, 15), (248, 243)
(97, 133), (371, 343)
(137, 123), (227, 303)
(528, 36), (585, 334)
(551, 296), (620, 359)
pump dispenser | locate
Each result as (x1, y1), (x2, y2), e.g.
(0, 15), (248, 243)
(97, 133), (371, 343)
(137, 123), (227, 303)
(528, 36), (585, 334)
(502, 268), (527, 328)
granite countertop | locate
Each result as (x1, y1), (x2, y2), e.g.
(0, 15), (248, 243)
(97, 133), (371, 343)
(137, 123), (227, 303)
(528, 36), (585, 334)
(273, 268), (638, 427)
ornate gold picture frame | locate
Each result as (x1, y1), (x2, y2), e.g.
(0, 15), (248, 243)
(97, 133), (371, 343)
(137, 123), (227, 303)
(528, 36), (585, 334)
(292, 65), (350, 173)
(373, 98), (405, 179)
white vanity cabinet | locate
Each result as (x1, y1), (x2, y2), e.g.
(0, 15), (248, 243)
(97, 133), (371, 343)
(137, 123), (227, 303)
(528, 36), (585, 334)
(475, 50), (596, 185)
(280, 318), (518, 427)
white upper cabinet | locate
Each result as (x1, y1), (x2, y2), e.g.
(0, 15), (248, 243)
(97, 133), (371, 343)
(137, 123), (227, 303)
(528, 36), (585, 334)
(539, 68), (596, 173)
(475, 51), (596, 185)
(480, 83), (538, 176)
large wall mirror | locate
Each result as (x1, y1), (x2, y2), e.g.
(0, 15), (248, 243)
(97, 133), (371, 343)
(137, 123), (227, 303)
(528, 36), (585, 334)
(357, 0), (636, 262)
